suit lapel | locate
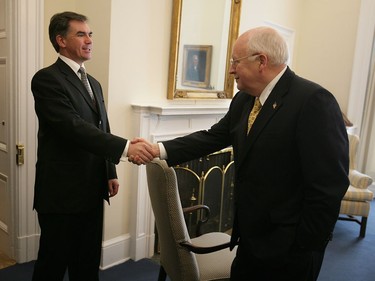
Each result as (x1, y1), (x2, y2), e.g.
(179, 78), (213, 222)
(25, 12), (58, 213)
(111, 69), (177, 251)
(236, 68), (293, 169)
(56, 59), (98, 113)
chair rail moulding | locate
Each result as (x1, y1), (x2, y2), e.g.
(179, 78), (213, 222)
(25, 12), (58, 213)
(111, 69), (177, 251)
(129, 103), (229, 260)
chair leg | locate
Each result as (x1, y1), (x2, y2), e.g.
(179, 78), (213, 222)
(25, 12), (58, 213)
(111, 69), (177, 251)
(360, 217), (368, 238)
(158, 265), (167, 281)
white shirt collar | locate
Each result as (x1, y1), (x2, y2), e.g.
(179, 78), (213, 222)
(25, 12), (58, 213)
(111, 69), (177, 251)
(58, 55), (86, 76)
(258, 66), (287, 105)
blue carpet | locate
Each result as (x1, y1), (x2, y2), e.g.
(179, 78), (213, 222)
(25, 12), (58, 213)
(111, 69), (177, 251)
(319, 199), (375, 281)
(1, 200), (374, 280)
(0, 258), (160, 281)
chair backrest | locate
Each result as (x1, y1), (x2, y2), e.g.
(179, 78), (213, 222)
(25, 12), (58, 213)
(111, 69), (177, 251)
(146, 159), (200, 281)
(348, 133), (359, 171)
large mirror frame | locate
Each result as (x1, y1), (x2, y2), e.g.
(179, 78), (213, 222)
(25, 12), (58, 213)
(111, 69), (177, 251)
(167, 0), (242, 99)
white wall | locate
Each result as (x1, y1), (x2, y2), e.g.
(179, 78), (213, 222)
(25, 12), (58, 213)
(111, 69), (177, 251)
(106, 0), (173, 243)
(42, 0), (361, 263)
(294, 0), (360, 113)
(238, 0), (360, 113)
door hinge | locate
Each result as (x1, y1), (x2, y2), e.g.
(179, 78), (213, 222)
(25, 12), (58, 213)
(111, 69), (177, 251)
(16, 144), (25, 166)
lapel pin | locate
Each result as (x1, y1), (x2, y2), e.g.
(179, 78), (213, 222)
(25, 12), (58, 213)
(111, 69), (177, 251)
(273, 102), (277, 109)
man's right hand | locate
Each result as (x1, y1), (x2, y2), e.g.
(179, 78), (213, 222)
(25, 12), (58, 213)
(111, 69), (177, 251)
(127, 138), (160, 165)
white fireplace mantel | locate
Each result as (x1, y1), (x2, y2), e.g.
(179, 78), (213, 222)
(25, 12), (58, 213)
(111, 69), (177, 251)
(129, 103), (228, 261)
(131, 104), (229, 116)
(131, 104), (229, 143)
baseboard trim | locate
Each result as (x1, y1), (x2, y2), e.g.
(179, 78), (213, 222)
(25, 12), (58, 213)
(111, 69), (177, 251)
(16, 233), (40, 263)
(100, 234), (131, 270)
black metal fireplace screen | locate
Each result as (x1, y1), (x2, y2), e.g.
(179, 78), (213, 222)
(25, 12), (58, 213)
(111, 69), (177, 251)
(173, 147), (235, 238)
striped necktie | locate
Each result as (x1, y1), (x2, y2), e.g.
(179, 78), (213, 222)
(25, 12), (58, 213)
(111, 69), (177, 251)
(247, 97), (262, 134)
(78, 67), (95, 104)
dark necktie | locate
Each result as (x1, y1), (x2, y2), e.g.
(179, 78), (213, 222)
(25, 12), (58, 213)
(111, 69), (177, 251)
(247, 97), (262, 134)
(78, 67), (95, 104)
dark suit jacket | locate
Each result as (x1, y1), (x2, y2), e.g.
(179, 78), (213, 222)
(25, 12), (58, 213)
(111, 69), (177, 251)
(163, 67), (349, 261)
(186, 65), (205, 82)
(31, 58), (126, 214)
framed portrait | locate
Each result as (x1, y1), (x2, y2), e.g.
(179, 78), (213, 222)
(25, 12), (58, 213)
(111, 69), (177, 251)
(181, 45), (212, 89)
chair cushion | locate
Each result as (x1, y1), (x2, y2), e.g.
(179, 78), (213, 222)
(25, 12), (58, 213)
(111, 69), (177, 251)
(340, 199), (371, 217)
(192, 233), (236, 281)
(343, 185), (374, 201)
(349, 169), (373, 189)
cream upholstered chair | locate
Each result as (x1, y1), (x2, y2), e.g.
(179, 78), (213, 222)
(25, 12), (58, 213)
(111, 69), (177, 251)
(146, 159), (237, 281)
(338, 133), (374, 237)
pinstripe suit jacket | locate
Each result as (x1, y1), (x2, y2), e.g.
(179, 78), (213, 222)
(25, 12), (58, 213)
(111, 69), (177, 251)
(31, 58), (126, 213)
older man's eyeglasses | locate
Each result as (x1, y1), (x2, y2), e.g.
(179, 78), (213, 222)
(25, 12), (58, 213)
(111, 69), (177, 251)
(230, 53), (260, 67)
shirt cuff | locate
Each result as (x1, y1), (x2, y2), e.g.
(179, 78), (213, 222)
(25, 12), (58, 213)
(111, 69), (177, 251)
(158, 142), (168, 160)
(120, 140), (130, 162)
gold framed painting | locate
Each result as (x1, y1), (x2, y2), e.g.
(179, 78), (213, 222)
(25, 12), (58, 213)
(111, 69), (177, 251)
(181, 45), (212, 89)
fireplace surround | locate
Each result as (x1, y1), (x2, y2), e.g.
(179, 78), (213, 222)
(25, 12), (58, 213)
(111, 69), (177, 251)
(174, 148), (234, 237)
(130, 103), (230, 260)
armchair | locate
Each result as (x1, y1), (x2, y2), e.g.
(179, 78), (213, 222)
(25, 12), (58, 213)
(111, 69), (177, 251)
(338, 133), (374, 237)
(146, 159), (236, 281)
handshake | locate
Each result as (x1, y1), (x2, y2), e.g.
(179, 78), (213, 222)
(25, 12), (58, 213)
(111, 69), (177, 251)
(127, 138), (160, 165)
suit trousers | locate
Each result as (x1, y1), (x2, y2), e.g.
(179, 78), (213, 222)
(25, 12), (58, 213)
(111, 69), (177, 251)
(230, 242), (325, 281)
(32, 203), (104, 281)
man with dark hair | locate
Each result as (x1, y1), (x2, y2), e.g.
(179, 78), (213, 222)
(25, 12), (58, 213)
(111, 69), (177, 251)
(31, 11), (154, 281)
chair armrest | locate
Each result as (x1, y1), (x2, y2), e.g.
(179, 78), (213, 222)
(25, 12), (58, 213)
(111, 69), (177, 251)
(183, 205), (210, 236)
(183, 204), (210, 221)
(179, 240), (231, 254)
(349, 169), (373, 189)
